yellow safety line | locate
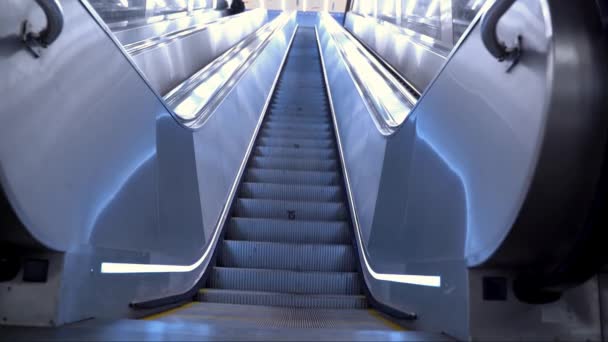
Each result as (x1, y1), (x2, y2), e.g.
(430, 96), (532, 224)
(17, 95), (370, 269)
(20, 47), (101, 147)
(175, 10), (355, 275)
(368, 309), (407, 331)
(142, 302), (197, 321)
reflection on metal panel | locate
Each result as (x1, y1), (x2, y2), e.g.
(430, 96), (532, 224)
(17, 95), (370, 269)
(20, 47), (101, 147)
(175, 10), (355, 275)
(0, 0), (296, 325)
(324, 0), (607, 338)
(318, 13), (416, 134)
(113, 8), (226, 46)
(346, 0), (488, 93)
(101, 12), (298, 279)
(129, 9), (267, 95)
(345, 12), (448, 93)
(165, 12), (294, 125)
(86, 0), (227, 26)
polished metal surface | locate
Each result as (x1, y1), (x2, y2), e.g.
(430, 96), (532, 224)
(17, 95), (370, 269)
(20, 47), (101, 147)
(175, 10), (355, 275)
(86, 0), (226, 26)
(318, 13), (415, 135)
(320, 0), (607, 338)
(346, 0), (490, 92)
(165, 12), (294, 125)
(344, 12), (448, 93)
(0, 0), (295, 326)
(113, 9), (226, 46)
(128, 8), (268, 95)
(99, 12), (298, 286)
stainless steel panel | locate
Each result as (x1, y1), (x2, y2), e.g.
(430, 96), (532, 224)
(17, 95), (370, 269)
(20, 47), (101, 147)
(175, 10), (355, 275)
(320, 0), (607, 338)
(112, 8), (226, 46)
(0, 0), (295, 326)
(130, 9), (268, 95)
(344, 12), (448, 93)
(86, 0), (225, 25)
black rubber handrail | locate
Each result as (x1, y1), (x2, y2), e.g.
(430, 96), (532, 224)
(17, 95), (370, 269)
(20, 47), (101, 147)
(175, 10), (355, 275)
(481, 0), (517, 61)
(22, 0), (64, 58)
(34, 0), (64, 47)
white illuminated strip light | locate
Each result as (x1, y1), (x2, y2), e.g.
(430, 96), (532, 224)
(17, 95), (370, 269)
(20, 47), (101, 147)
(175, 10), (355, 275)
(317, 17), (441, 288)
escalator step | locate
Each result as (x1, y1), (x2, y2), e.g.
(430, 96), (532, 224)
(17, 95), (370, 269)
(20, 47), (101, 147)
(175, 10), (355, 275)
(245, 168), (339, 186)
(240, 183), (342, 202)
(226, 218), (350, 244)
(266, 113), (329, 122)
(257, 137), (334, 149)
(250, 157), (337, 171)
(198, 289), (367, 309)
(254, 146), (335, 159)
(219, 240), (356, 272)
(264, 121), (330, 131)
(266, 115), (330, 125)
(261, 129), (332, 140)
(234, 198), (347, 221)
(209, 267), (361, 295)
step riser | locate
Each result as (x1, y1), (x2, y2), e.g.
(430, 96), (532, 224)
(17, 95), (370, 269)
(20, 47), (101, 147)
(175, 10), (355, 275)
(210, 268), (361, 295)
(219, 241), (356, 272)
(234, 199), (347, 221)
(258, 138), (334, 149)
(227, 218), (350, 244)
(245, 169), (339, 186)
(251, 157), (337, 172)
(240, 183), (342, 202)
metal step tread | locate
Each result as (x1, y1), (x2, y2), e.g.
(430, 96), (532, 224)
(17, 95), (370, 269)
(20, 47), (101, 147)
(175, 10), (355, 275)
(219, 240), (356, 272)
(240, 182), (342, 202)
(227, 217), (350, 244)
(245, 168), (339, 186)
(198, 288), (368, 309)
(209, 267), (361, 295)
(234, 198), (348, 221)
(250, 156), (337, 172)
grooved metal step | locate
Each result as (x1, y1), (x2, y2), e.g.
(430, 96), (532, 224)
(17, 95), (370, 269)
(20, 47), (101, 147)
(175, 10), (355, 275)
(265, 121), (330, 131)
(266, 115), (330, 125)
(219, 240), (356, 272)
(201, 26), (364, 310)
(250, 157), (337, 172)
(226, 218), (351, 244)
(266, 115), (330, 124)
(209, 267), (361, 295)
(261, 129), (332, 140)
(258, 137), (334, 149)
(240, 183), (342, 202)
(254, 146), (335, 159)
(244, 168), (339, 186)
(234, 198), (347, 221)
(199, 289), (367, 309)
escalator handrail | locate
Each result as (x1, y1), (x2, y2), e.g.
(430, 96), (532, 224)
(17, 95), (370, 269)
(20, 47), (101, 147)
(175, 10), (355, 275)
(480, 0), (518, 61)
(34, 0), (64, 47)
(163, 11), (295, 128)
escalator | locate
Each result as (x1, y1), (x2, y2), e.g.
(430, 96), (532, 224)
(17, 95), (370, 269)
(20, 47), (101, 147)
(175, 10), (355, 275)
(199, 26), (367, 309)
